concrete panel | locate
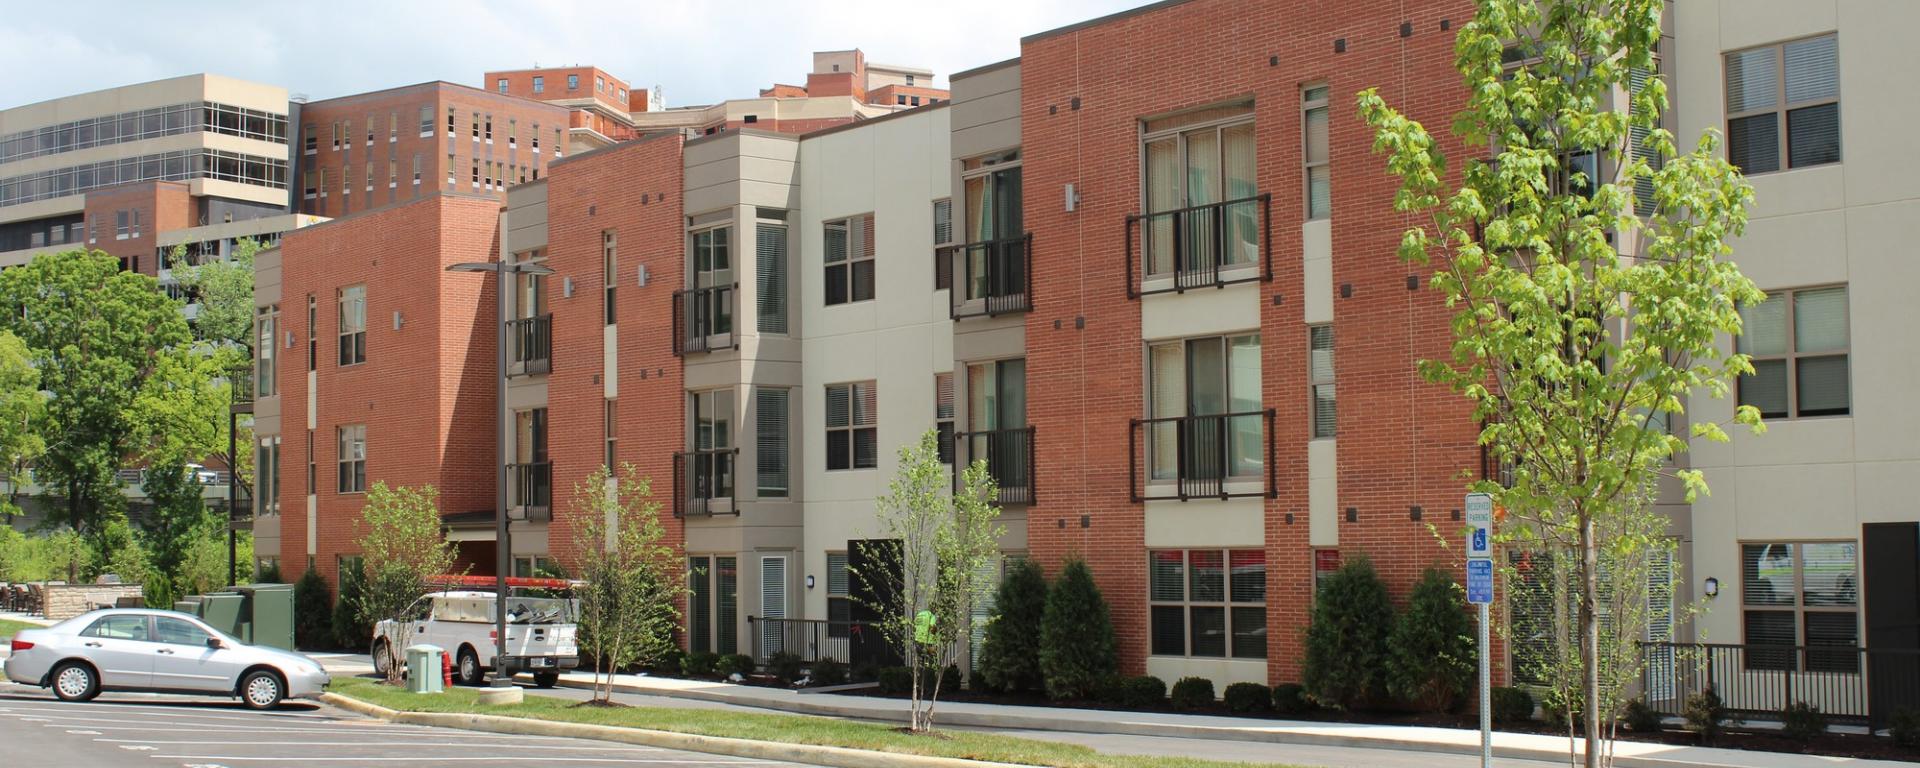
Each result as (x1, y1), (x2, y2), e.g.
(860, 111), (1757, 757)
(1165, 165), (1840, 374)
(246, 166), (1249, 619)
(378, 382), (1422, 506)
(1140, 282), (1260, 341)
(1728, 210), (1847, 290)
(603, 325), (617, 399)
(1302, 219), (1332, 324)
(505, 378), (547, 410)
(1145, 657), (1266, 690)
(1745, 165), (1844, 221)
(1729, 461), (1856, 541)
(1837, 2), (1920, 207)
(1309, 438), (1337, 547)
(953, 317), (1025, 364)
(1716, 0), (1836, 53)
(1844, 200), (1920, 463)
(1145, 497), (1265, 548)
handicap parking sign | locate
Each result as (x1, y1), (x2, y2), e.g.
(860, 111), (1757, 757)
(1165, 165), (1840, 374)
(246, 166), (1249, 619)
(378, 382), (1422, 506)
(1466, 558), (1494, 605)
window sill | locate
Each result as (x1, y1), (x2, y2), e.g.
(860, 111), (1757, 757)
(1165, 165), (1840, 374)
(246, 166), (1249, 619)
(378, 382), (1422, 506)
(1743, 160), (1843, 178)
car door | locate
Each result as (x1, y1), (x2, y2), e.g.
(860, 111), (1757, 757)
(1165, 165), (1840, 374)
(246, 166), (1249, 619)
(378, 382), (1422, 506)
(151, 616), (245, 692)
(77, 614), (154, 689)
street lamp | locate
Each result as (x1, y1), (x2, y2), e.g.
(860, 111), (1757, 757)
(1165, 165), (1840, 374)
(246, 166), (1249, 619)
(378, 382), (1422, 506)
(446, 258), (554, 689)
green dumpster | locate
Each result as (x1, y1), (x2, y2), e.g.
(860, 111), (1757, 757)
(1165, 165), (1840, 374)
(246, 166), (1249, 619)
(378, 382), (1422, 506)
(232, 583), (294, 650)
(199, 592), (244, 638)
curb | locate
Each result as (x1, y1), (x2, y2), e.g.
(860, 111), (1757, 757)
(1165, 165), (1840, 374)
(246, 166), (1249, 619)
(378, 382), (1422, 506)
(318, 691), (1030, 768)
(549, 679), (1761, 768)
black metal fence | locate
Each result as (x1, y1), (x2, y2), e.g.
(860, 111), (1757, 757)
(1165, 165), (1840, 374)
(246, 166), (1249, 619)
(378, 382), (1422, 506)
(1125, 194), (1271, 298)
(1639, 641), (1920, 727)
(672, 448), (738, 518)
(747, 616), (893, 667)
(509, 314), (551, 375)
(956, 426), (1036, 506)
(1129, 410), (1276, 501)
(672, 284), (735, 355)
(944, 234), (1032, 318)
(509, 462), (551, 519)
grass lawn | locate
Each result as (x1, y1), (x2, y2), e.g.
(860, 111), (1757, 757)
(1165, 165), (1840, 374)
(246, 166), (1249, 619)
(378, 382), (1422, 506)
(331, 677), (1307, 768)
(0, 619), (41, 640)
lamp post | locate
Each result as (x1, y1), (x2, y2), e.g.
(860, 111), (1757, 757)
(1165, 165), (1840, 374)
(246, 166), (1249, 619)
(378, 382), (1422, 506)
(446, 258), (553, 688)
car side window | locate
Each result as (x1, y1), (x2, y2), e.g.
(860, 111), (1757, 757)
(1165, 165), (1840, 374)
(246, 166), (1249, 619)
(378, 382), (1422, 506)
(82, 615), (151, 641)
(154, 617), (213, 646)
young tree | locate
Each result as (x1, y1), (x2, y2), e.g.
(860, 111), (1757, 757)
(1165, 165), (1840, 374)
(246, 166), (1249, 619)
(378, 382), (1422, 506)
(1360, 2), (1761, 764)
(853, 430), (1003, 733)
(138, 460), (216, 605)
(570, 464), (687, 704)
(352, 482), (459, 684)
(977, 557), (1047, 693)
(1302, 556), (1394, 710)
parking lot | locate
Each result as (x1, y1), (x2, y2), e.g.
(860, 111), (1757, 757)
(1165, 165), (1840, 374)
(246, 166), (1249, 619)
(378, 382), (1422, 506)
(0, 683), (805, 768)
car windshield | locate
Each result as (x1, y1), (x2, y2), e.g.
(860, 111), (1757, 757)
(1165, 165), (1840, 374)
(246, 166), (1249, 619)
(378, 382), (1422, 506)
(504, 597), (574, 624)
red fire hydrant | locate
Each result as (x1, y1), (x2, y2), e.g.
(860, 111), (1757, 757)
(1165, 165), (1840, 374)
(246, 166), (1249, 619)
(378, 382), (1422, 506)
(442, 650), (454, 688)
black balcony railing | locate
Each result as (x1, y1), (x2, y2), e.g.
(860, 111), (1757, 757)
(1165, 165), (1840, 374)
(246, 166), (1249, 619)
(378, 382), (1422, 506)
(509, 314), (552, 375)
(672, 284), (736, 356)
(942, 234), (1032, 319)
(955, 426), (1035, 506)
(1129, 409), (1276, 502)
(510, 462), (551, 520)
(672, 448), (738, 518)
(747, 616), (892, 665)
(1125, 193), (1271, 298)
(1638, 642), (1920, 728)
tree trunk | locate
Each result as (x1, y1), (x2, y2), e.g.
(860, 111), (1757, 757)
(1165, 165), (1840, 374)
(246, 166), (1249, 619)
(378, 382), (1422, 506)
(1580, 511), (1602, 768)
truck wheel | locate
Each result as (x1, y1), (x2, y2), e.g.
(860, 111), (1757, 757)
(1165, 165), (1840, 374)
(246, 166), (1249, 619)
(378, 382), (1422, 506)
(371, 640), (393, 677)
(533, 672), (559, 689)
(456, 647), (485, 686)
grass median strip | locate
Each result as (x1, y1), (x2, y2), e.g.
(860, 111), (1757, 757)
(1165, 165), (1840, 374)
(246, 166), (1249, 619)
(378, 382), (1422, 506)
(330, 677), (1306, 768)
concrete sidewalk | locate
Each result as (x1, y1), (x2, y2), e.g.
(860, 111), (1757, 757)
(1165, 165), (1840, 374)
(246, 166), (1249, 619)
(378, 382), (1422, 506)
(542, 670), (1917, 768)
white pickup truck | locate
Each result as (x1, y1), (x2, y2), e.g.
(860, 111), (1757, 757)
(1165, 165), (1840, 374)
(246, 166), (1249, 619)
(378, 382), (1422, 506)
(371, 591), (580, 687)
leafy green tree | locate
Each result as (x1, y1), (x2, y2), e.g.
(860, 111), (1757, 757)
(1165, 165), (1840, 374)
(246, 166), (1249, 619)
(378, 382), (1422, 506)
(571, 464), (688, 703)
(171, 238), (262, 496)
(977, 557), (1046, 693)
(0, 330), (45, 521)
(0, 249), (223, 565)
(352, 482), (460, 684)
(1359, 1), (1761, 761)
(1302, 557), (1393, 710)
(1386, 567), (1475, 712)
(138, 460), (214, 604)
(293, 568), (334, 650)
(1038, 558), (1117, 701)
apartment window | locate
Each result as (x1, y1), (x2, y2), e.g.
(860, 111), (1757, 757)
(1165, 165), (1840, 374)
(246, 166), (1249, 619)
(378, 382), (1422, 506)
(602, 230), (618, 324)
(603, 399), (618, 469)
(337, 284), (366, 365)
(897, 94), (907, 106)
(911, 96), (921, 106)
(337, 424), (366, 494)
(514, 408), (548, 488)
(115, 210), (129, 239)
(756, 222), (788, 334)
(330, 121), (340, 150)
(1726, 35), (1840, 174)
(1150, 549), (1267, 659)
(471, 112), (480, 141)
(365, 160), (373, 191)
(825, 382), (878, 470)
(689, 226), (733, 339)
(447, 107), (456, 135)
(595, 76), (605, 93)
(412, 154), (421, 185)
(255, 436), (280, 516)
(567, 74), (580, 91)
(1742, 542), (1857, 672)
(1302, 85), (1330, 219)
(497, 78), (509, 94)
(512, 556), (556, 578)
(1142, 103), (1258, 276)
(303, 124), (317, 154)
(532, 126), (540, 152)
(447, 153), (456, 186)
(471, 159), (480, 187)
(419, 105), (432, 136)
(365, 116), (373, 145)
(823, 214), (875, 305)
(387, 160), (395, 189)
(1309, 325), (1335, 438)
(1738, 286), (1848, 419)
(826, 552), (851, 636)
(509, 120), (517, 149)
(1147, 334), (1264, 480)
(687, 554), (737, 654)
(532, 76), (544, 93)
(756, 387), (790, 497)
(305, 430), (315, 493)
(306, 295), (317, 371)
(617, 88), (626, 101)
(388, 112), (397, 141)
(256, 305), (278, 397)
(130, 209), (141, 237)
(690, 388), (735, 501)
(932, 198), (954, 290)
(906, 75), (915, 86)
(484, 116), (492, 143)
(935, 372), (955, 464)
(343, 166), (353, 196)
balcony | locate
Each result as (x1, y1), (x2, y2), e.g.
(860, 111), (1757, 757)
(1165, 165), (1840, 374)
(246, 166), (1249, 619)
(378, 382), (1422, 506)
(509, 462), (551, 521)
(673, 448), (739, 518)
(942, 234), (1032, 319)
(672, 284), (736, 355)
(1125, 194), (1271, 298)
(955, 426), (1036, 506)
(1129, 409), (1276, 501)
(508, 314), (552, 376)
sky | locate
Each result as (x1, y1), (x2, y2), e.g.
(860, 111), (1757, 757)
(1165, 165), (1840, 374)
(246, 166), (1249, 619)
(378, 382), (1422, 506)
(0, 0), (1148, 110)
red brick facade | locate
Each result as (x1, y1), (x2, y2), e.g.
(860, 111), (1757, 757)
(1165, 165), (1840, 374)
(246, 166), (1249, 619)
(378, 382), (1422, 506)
(1017, 0), (1485, 683)
(83, 181), (193, 276)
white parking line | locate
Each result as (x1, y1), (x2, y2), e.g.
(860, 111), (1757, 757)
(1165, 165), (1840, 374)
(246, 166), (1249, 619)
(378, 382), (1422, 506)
(150, 758), (778, 765)
(95, 739), (669, 752)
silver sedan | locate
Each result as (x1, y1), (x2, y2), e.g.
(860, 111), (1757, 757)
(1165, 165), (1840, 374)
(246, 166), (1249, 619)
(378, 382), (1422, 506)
(3, 608), (330, 709)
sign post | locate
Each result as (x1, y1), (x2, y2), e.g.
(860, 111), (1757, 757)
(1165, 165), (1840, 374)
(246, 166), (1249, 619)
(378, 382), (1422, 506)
(1465, 492), (1495, 768)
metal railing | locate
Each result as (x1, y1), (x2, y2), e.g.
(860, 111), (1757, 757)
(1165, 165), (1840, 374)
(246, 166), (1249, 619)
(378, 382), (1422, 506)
(1125, 193), (1271, 298)
(509, 314), (552, 375)
(942, 234), (1032, 318)
(672, 284), (736, 356)
(1638, 642), (1920, 727)
(672, 448), (739, 518)
(509, 462), (551, 520)
(955, 426), (1036, 505)
(747, 616), (891, 664)
(1129, 409), (1276, 502)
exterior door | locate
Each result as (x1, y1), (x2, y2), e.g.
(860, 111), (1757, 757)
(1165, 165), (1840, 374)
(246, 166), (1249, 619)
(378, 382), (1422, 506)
(760, 555), (787, 657)
(77, 614), (153, 688)
(151, 616), (244, 692)
(1866, 522), (1920, 728)
(845, 539), (902, 669)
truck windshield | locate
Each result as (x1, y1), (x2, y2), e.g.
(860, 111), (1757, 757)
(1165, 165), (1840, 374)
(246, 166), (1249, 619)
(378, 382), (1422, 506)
(504, 597), (574, 624)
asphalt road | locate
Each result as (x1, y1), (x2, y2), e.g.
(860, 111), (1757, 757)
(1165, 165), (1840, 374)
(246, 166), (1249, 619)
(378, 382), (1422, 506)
(0, 681), (806, 768)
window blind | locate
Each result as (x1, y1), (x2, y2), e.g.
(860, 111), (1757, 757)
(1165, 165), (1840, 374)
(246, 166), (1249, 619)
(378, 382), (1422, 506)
(756, 387), (789, 497)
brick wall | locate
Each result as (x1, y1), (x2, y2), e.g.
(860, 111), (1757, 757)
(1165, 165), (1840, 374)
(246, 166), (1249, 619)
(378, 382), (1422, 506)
(83, 180), (193, 275)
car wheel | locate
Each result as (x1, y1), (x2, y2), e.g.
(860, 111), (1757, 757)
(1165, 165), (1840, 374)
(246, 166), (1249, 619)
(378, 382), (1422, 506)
(241, 670), (285, 710)
(51, 662), (99, 702)
(371, 640), (392, 677)
(533, 672), (559, 689)
(457, 647), (484, 686)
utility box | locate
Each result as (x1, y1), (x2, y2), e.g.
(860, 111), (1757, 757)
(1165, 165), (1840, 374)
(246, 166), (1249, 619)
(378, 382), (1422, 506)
(406, 645), (445, 694)
(199, 592), (245, 638)
(173, 597), (203, 617)
(232, 583), (294, 650)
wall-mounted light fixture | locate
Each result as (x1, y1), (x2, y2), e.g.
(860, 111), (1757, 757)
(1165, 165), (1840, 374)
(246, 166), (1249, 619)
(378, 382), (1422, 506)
(563, 276), (575, 298)
(635, 263), (649, 287)
(393, 311), (404, 331)
(1063, 183), (1081, 212)
(1703, 577), (1720, 598)
(806, 575), (816, 590)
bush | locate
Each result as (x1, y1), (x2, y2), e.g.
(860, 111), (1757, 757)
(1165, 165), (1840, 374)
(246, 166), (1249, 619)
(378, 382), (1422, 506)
(1302, 556), (1394, 710)
(1543, 696), (1583, 732)
(1781, 701), (1828, 741)
(1225, 682), (1272, 714)
(1039, 559), (1118, 700)
(941, 663), (963, 693)
(1891, 708), (1920, 749)
(811, 657), (848, 687)
(718, 653), (756, 678)
(258, 563), (284, 584)
(851, 661), (879, 684)
(1273, 683), (1314, 716)
(330, 562), (368, 651)
(766, 652), (804, 684)
(978, 558), (1048, 694)
(1490, 686), (1535, 724)
(1171, 677), (1216, 710)
(877, 666), (914, 695)
(651, 648), (685, 676)
(1099, 675), (1165, 709)
(1622, 698), (1663, 734)
(1683, 687), (1737, 742)
(681, 651), (719, 677)
(293, 568), (333, 651)
(1386, 567), (1475, 712)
